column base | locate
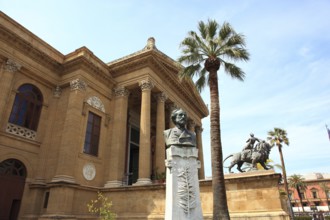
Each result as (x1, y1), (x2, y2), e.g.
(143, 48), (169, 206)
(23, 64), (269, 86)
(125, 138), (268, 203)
(133, 178), (152, 186)
(51, 175), (76, 184)
(30, 177), (47, 186)
(104, 180), (124, 188)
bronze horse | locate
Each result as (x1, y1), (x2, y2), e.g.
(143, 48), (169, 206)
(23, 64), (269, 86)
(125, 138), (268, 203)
(223, 141), (272, 173)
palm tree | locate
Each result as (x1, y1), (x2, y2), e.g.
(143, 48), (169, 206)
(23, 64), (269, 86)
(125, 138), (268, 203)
(288, 174), (307, 212)
(267, 128), (293, 219)
(178, 19), (249, 220)
(319, 182), (330, 211)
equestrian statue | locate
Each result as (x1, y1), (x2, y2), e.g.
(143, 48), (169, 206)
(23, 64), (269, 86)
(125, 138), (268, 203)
(223, 133), (273, 173)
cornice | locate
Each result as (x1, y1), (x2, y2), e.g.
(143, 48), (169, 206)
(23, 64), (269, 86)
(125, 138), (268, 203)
(0, 13), (115, 89)
(63, 55), (116, 87)
(0, 23), (63, 73)
(108, 50), (153, 77)
(150, 57), (208, 118)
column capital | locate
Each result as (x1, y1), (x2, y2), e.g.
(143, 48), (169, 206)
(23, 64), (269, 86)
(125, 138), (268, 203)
(195, 126), (203, 133)
(70, 78), (87, 91)
(114, 86), (129, 97)
(155, 92), (168, 103)
(4, 59), (22, 73)
(139, 78), (154, 91)
(167, 102), (178, 111)
(53, 85), (62, 98)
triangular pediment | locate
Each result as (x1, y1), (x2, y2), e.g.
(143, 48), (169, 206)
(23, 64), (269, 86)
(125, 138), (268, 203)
(107, 37), (208, 118)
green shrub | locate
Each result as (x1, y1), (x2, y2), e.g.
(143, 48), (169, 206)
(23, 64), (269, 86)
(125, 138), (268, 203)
(87, 191), (116, 220)
(324, 216), (330, 220)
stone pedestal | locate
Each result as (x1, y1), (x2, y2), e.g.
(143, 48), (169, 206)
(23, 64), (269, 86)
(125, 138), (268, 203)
(165, 146), (203, 220)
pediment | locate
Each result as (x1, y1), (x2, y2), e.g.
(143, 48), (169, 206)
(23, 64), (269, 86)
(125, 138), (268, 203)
(107, 38), (208, 118)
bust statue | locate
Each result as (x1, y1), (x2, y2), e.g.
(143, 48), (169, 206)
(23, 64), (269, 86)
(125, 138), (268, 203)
(163, 108), (196, 148)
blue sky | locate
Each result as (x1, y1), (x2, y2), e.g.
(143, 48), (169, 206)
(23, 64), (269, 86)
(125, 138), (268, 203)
(2, 0), (330, 177)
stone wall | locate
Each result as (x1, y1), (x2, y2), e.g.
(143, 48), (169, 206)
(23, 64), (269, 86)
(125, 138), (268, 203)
(33, 170), (289, 220)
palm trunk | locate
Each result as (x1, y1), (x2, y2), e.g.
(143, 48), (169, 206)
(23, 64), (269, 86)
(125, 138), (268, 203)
(278, 145), (294, 219)
(209, 70), (230, 220)
(296, 187), (305, 212)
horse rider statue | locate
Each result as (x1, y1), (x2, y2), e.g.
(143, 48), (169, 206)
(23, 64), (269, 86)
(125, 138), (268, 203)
(241, 133), (260, 160)
(223, 138), (273, 173)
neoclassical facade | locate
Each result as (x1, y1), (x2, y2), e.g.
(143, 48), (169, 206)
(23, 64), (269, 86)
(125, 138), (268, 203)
(0, 12), (208, 219)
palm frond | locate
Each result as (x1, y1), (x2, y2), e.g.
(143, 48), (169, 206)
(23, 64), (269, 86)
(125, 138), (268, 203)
(178, 19), (250, 93)
(206, 19), (218, 41)
(226, 34), (247, 47)
(267, 128), (290, 147)
(220, 47), (249, 61)
(218, 22), (232, 42)
(198, 21), (207, 40)
(223, 62), (245, 81)
(179, 64), (202, 78)
(195, 73), (207, 92)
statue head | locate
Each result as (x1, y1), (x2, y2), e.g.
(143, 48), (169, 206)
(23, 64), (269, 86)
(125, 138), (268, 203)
(250, 133), (254, 137)
(171, 108), (187, 129)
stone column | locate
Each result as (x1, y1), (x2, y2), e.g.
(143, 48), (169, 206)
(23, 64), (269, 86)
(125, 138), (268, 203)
(51, 79), (87, 184)
(135, 79), (154, 185)
(0, 59), (21, 126)
(187, 119), (196, 132)
(155, 92), (167, 175)
(168, 103), (177, 128)
(195, 126), (205, 179)
(33, 86), (63, 184)
(104, 87), (129, 187)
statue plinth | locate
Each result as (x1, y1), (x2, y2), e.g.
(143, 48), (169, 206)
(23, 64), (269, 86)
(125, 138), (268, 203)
(165, 146), (203, 220)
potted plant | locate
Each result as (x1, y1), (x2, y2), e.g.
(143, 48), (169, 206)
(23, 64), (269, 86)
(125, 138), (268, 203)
(153, 169), (166, 184)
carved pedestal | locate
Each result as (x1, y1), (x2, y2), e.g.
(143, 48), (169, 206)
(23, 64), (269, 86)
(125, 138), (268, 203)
(165, 146), (203, 220)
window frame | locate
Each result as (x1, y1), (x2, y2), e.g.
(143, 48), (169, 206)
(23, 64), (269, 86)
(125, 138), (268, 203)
(8, 84), (43, 131)
(83, 111), (102, 157)
(312, 190), (318, 199)
(299, 192), (306, 200)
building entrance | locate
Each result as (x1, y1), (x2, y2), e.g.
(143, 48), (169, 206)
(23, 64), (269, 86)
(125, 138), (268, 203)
(0, 159), (27, 220)
(127, 126), (139, 185)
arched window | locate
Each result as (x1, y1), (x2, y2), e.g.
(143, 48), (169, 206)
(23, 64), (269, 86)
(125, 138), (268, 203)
(0, 159), (27, 177)
(9, 84), (43, 131)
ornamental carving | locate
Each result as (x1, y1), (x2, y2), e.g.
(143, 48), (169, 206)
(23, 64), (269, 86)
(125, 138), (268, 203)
(144, 37), (157, 50)
(86, 96), (105, 113)
(4, 59), (22, 73)
(6, 123), (36, 140)
(177, 166), (197, 215)
(70, 79), (87, 91)
(139, 79), (154, 91)
(83, 163), (96, 181)
(114, 86), (129, 97)
(155, 92), (168, 103)
(53, 85), (62, 98)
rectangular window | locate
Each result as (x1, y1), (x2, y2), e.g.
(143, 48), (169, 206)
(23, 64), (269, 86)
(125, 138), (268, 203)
(299, 192), (305, 199)
(312, 191), (318, 199)
(43, 191), (50, 208)
(84, 112), (101, 156)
